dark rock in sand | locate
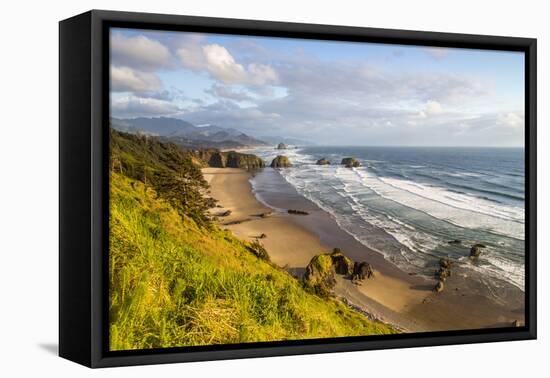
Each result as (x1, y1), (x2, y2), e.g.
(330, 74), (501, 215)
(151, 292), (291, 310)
(271, 155), (292, 168)
(258, 233), (267, 239)
(255, 211), (273, 218)
(304, 254), (337, 297)
(224, 218), (251, 225)
(218, 210), (232, 217)
(436, 258), (453, 281)
(316, 158), (331, 165)
(276, 142), (288, 150)
(436, 267), (451, 281)
(330, 248), (354, 276)
(434, 280), (445, 293)
(352, 261), (374, 282)
(287, 209), (309, 215)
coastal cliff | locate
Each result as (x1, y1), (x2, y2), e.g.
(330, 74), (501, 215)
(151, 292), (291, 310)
(109, 130), (394, 350)
(192, 149), (265, 169)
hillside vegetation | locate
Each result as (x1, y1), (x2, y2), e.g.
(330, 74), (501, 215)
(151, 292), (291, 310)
(109, 131), (395, 351)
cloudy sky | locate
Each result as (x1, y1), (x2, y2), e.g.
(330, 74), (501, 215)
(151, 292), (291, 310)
(110, 28), (525, 147)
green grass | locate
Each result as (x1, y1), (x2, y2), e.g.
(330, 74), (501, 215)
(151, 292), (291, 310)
(109, 173), (395, 351)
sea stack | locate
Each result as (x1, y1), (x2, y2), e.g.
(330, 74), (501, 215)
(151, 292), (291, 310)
(276, 142), (288, 150)
(271, 155), (292, 168)
(469, 244), (486, 259)
(341, 157), (361, 168)
(316, 158), (331, 165)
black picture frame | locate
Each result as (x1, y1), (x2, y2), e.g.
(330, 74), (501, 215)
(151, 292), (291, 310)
(59, 9), (537, 368)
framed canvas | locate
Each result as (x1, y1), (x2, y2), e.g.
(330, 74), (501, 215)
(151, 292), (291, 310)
(59, 10), (537, 368)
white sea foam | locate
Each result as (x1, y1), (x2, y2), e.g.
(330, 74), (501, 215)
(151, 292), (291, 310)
(347, 168), (525, 240)
(247, 147), (525, 292)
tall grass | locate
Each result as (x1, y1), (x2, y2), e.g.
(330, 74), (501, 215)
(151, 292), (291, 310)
(109, 173), (394, 351)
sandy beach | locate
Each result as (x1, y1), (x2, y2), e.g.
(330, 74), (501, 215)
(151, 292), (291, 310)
(203, 167), (525, 332)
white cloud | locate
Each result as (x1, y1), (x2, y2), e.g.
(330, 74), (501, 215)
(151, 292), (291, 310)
(246, 63), (278, 85)
(111, 95), (181, 118)
(425, 100), (443, 115)
(110, 66), (162, 92)
(202, 44), (247, 83)
(206, 84), (253, 102)
(497, 112), (524, 128)
(176, 44), (206, 70)
(110, 31), (523, 146)
(111, 34), (171, 71)
(177, 42), (278, 85)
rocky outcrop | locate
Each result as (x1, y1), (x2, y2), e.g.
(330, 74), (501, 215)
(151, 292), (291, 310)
(271, 155), (292, 168)
(304, 249), (376, 295)
(277, 142), (288, 150)
(254, 211), (273, 218)
(448, 239), (462, 245)
(208, 152), (227, 168)
(288, 209), (309, 215)
(351, 262), (374, 283)
(303, 254), (337, 297)
(316, 158), (331, 165)
(434, 258), (454, 292)
(470, 244), (486, 259)
(435, 258), (453, 281)
(330, 248), (354, 275)
(225, 151), (265, 169)
(341, 157), (361, 168)
(193, 149), (265, 169)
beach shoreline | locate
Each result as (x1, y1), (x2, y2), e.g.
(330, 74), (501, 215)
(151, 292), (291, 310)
(203, 167), (525, 332)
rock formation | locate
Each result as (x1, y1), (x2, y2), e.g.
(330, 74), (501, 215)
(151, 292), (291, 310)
(470, 244), (486, 259)
(303, 254), (337, 297)
(287, 209), (309, 215)
(271, 155), (292, 168)
(193, 149), (265, 169)
(276, 142), (288, 150)
(351, 261), (374, 282)
(435, 258), (453, 282)
(330, 248), (354, 275)
(341, 157), (361, 168)
(316, 158), (331, 165)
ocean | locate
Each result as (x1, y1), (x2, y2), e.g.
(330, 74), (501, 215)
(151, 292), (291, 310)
(246, 145), (525, 291)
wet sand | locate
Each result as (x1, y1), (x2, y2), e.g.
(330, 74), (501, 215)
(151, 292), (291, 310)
(203, 167), (525, 332)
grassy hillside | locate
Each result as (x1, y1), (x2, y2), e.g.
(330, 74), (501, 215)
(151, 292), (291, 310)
(109, 131), (395, 351)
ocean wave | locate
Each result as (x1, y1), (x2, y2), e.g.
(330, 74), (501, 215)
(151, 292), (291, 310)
(345, 169), (525, 240)
(467, 250), (525, 291)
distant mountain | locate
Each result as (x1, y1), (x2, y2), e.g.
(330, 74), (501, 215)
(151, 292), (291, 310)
(110, 117), (268, 149)
(259, 135), (317, 147)
(111, 117), (196, 136)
